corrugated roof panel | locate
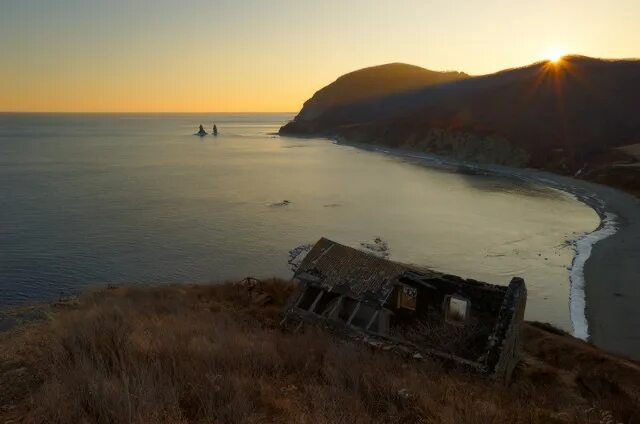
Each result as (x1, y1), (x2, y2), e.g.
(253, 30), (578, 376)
(295, 238), (437, 297)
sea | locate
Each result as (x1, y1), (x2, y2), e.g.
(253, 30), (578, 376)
(0, 113), (600, 331)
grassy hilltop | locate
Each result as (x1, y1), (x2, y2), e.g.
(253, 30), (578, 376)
(1, 280), (639, 423)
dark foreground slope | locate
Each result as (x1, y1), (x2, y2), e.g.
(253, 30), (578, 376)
(281, 56), (640, 193)
(2, 280), (640, 423)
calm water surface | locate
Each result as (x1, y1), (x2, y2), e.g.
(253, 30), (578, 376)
(0, 113), (599, 330)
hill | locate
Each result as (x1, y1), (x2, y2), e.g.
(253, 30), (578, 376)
(1, 280), (640, 423)
(292, 63), (469, 122)
(281, 56), (640, 193)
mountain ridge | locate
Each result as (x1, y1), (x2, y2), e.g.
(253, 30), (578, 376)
(281, 56), (640, 193)
(294, 63), (469, 122)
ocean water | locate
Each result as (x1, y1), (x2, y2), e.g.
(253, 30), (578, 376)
(0, 113), (599, 330)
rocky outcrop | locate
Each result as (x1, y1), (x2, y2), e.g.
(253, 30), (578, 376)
(307, 123), (530, 167)
(402, 129), (530, 166)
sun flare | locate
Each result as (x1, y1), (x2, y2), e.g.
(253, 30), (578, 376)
(545, 47), (566, 63)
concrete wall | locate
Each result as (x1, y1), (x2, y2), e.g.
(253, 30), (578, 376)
(484, 277), (527, 383)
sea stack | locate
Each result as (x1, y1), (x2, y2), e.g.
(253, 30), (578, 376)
(213, 124), (218, 136)
(197, 125), (207, 136)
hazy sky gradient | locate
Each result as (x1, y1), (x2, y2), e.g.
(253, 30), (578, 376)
(1, 0), (638, 112)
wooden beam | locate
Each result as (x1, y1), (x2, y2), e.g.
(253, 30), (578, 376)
(346, 302), (361, 326)
(328, 295), (343, 319)
(293, 286), (308, 308)
(365, 309), (380, 331)
(308, 290), (324, 313)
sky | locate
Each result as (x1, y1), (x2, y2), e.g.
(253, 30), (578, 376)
(0, 0), (638, 112)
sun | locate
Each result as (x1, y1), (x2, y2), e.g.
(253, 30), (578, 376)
(545, 47), (566, 63)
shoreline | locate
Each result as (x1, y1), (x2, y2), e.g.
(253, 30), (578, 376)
(317, 136), (640, 360)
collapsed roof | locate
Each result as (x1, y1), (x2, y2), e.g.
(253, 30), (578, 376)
(284, 238), (527, 383)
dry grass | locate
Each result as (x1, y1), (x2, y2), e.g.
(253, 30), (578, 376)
(1, 279), (639, 423)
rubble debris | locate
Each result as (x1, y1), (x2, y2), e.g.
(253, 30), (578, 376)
(360, 236), (390, 258)
(288, 244), (313, 272)
(235, 277), (272, 306)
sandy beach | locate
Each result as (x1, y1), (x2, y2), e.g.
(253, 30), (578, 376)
(540, 173), (640, 359)
(334, 139), (640, 360)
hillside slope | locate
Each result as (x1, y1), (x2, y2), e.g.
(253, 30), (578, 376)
(281, 56), (640, 185)
(292, 63), (469, 122)
(1, 280), (639, 423)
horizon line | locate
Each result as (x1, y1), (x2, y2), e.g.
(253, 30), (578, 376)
(0, 111), (297, 114)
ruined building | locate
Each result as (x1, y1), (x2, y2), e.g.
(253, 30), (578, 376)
(282, 238), (527, 383)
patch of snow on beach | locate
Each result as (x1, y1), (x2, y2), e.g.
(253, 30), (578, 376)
(569, 211), (618, 340)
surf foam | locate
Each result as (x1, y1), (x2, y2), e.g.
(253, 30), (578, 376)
(568, 211), (618, 340)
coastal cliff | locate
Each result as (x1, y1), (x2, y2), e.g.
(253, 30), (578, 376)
(281, 57), (640, 194)
(328, 125), (529, 167)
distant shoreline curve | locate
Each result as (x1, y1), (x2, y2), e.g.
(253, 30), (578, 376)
(280, 133), (640, 359)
